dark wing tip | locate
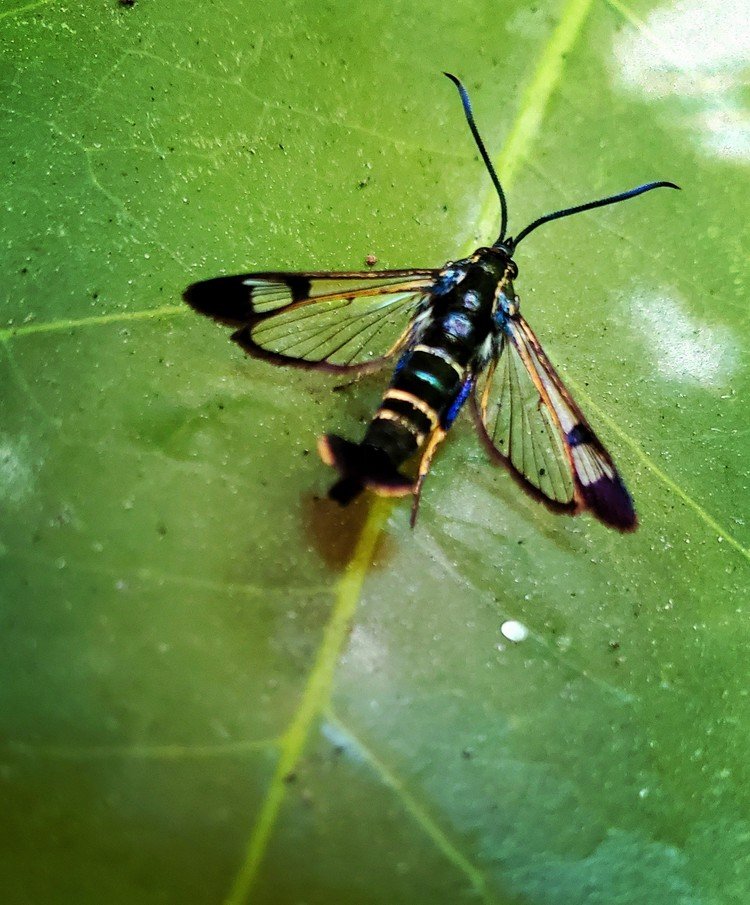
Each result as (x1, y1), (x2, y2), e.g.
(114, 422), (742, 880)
(580, 474), (638, 532)
(183, 275), (254, 327)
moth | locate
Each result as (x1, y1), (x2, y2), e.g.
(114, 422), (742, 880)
(184, 73), (678, 531)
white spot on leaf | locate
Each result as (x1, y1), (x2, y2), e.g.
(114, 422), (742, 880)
(501, 620), (529, 643)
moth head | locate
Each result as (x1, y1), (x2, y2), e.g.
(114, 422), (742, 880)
(479, 242), (518, 281)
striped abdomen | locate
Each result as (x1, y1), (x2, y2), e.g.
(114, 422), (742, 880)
(363, 341), (470, 467)
(319, 256), (505, 502)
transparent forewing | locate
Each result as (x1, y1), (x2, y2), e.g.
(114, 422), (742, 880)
(242, 272), (436, 314)
(246, 283), (430, 369)
(474, 333), (576, 507)
(509, 317), (636, 529)
(475, 314), (637, 528)
(183, 271), (437, 372)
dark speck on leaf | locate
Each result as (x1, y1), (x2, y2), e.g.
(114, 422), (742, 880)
(462, 747), (474, 760)
(283, 771), (297, 784)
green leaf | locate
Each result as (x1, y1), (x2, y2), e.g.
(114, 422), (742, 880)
(2, 0), (748, 903)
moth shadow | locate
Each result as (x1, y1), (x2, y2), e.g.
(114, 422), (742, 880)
(301, 491), (396, 573)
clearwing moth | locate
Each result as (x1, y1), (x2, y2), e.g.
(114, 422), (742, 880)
(184, 73), (679, 530)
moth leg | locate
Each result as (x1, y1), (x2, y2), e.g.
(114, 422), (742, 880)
(479, 357), (497, 419)
(410, 428), (447, 528)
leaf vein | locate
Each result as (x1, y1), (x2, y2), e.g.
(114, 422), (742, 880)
(325, 710), (495, 903)
(223, 498), (393, 905)
(0, 736), (278, 762)
(0, 0), (54, 23)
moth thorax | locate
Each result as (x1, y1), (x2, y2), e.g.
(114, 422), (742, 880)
(496, 279), (520, 316)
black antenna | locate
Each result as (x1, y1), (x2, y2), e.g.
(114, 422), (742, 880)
(513, 181), (680, 246)
(444, 72), (509, 243)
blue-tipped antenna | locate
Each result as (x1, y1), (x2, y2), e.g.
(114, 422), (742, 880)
(444, 72), (509, 243)
(513, 180), (681, 246)
(444, 72), (680, 249)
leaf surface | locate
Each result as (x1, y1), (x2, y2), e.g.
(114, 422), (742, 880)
(1, 1), (748, 903)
